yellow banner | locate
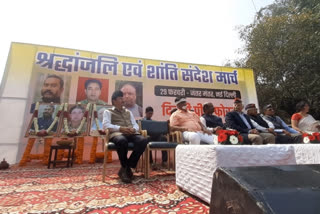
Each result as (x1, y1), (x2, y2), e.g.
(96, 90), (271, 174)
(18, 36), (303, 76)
(5, 42), (258, 120)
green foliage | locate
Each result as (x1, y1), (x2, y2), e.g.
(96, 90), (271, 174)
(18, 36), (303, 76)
(240, 0), (320, 121)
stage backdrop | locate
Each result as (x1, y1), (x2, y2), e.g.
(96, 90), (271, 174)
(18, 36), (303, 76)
(0, 42), (258, 164)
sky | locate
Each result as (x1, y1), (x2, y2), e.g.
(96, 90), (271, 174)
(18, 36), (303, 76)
(0, 0), (274, 82)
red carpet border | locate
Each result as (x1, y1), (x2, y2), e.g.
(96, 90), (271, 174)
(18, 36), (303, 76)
(0, 164), (209, 213)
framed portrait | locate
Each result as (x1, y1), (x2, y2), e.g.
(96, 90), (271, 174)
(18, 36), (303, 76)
(28, 73), (71, 114)
(58, 103), (91, 137)
(115, 80), (143, 118)
(75, 77), (109, 105)
(32, 73), (71, 104)
(25, 103), (63, 137)
(89, 104), (112, 136)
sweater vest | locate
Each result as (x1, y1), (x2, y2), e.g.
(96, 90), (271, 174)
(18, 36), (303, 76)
(108, 108), (133, 139)
(250, 115), (269, 128)
(202, 114), (223, 128)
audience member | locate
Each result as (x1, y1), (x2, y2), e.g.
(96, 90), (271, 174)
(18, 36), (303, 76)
(263, 104), (302, 144)
(144, 106), (154, 120)
(167, 108), (185, 133)
(245, 103), (276, 144)
(170, 108), (177, 115)
(169, 96), (216, 144)
(291, 101), (320, 133)
(225, 98), (271, 145)
(102, 90), (148, 183)
(200, 102), (223, 133)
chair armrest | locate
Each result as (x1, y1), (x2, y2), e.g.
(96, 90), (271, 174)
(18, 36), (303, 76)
(169, 131), (183, 144)
(140, 129), (147, 137)
(103, 129), (110, 150)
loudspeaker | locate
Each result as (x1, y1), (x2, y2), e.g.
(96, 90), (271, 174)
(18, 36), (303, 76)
(210, 165), (320, 214)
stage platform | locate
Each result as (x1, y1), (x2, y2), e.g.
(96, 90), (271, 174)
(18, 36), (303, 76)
(176, 144), (320, 204)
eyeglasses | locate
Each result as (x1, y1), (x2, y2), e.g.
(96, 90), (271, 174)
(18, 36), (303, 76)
(266, 108), (274, 111)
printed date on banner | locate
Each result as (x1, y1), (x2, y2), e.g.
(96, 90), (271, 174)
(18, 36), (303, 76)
(154, 85), (241, 99)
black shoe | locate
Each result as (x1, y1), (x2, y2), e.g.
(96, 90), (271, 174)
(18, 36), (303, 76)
(118, 167), (131, 183)
(126, 167), (134, 179)
(161, 162), (168, 168)
(118, 167), (125, 177)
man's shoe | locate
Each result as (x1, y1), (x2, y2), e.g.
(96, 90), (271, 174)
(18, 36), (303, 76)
(118, 167), (125, 177)
(126, 167), (133, 179)
(118, 167), (131, 183)
(161, 161), (168, 168)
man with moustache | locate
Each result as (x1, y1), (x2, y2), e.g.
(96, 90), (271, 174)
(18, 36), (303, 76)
(24, 75), (64, 166)
(120, 83), (143, 117)
(200, 102), (224, 133)
(245, 103), (276, 144)
(262, 104), (302, 144)
(31, 105), (57, 132)
(40, 75), (64, 103)
(170, 96), (216, 145)
(80, 79), (107, 105)
(30, 75), (64, 113)
(225, 98), (265, 145)
(103, 90), (148, 183)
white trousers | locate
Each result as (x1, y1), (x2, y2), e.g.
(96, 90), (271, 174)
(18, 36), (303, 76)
(182, 131), (217, 145)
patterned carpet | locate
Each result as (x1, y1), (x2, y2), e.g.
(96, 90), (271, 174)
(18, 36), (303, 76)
(0, 162), (209, 213)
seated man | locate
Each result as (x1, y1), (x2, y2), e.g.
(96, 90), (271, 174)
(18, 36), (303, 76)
(143, 106), (167, 166)
(102, 91), (148, 183)
(170, 96), (216, 145)
(245, 103), (276, 144)
(200, 102), (223, 133)
(225, 98), (273, 145)
(262, 104), (302, 144)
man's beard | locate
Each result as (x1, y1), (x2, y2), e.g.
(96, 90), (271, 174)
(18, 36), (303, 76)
(42, 96), (61, 103)
(43, 113), (52, 120)
(41, 90), (61, 103)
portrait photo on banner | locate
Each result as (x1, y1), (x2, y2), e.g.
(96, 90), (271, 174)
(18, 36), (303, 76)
(76, 77), (109, 105)
(32, 73), (71, 104)
(25, 103), (63, 137)
(89, 104), (112, 136)
(58, 104), (90, 137)
(115, 80), (143, 118)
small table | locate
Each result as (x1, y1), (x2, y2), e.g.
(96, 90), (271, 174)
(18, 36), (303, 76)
(48, 144), (75, 168)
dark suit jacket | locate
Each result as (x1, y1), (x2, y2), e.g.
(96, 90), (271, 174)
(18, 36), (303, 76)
(225, 111), (254, 133)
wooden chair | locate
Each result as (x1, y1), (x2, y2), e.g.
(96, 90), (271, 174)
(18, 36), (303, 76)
(140, 120), (181, 179)
(102, 129), (147, 182)
(89, 136), (112, 164)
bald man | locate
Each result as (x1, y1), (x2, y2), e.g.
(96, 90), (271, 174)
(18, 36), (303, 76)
(120, 83), (142, 117)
